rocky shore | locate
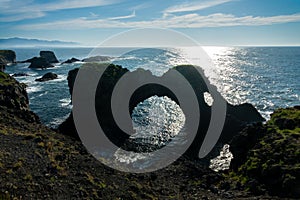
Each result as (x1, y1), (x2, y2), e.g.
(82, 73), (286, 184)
(0, 50), (299, 199)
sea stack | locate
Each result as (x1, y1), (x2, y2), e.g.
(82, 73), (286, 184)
(0, 50), (16, 71)
(28, 57), (54, 69)
(40, 51), (59, 63)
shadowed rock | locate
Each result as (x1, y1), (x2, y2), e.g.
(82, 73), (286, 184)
(0, 71), (39, 122)
(12, 73), (29, 77)
(40, 51), (59, 63)
(58, 64), (265, 161)
(35, 72), (58, 82)
(229, 106), (300, 198)
(0, 50), (16, 64)
(27, 57), (54, 69)
(62, 57), (80, 64)
(0, 50), (16, 71)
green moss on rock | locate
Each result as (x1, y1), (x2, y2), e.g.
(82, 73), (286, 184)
(229, 106), (300, 198)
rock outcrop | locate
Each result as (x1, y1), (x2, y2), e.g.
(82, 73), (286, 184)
(0, 71), (29, 111)
(0, 50), (16, 64)
(35, 72), (58, 82)
(0, 50), (16, 71)
(0, 71), (39, 122)
(40, 51), (59, 63)
(27, 57), (54, 69)
(62, 57), (80, 64)
(58, 64), (264, 160)
(228, 106), (300, 198)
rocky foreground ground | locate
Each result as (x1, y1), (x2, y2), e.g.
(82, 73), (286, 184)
(0, 67), (299, 199)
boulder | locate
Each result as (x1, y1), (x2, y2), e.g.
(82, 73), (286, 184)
(12, 72), (29, 77)
(62, 57), (80, 64)
(40, 51), (59, 63)
(58, 64), (265, 161)
(82, 56), (112, 62)
(35, 72), (58, 82)
(28, 57), (54, 69)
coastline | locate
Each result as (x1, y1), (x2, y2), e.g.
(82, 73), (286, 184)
(0, 49), (299, 199)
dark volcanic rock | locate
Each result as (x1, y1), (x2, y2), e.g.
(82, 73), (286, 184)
(0, 50), (16, 71)
(0, 71), (39, 122)
(0, 58), (6, 72)
(0, 71), (29, 110)
(229, 106), (300, 198)
(82, 56), (112, 62)
(28, 57), (54, 69)
(40, 50), (59, 63)
(35, 72), (58, 82)
(12, 72), (29, 77)
(58, 64), (264, 161)
(0, 50), (16, 64)
(62, 57), (80, 64)
(229, 123), (266, 170)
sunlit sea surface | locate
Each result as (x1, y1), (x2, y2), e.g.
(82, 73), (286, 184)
(4, 47), (300, 170)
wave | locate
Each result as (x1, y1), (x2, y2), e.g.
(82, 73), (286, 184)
(26, 85), (42, 93)
(47, 113), (70, 128)
(59, 98), (72, 108)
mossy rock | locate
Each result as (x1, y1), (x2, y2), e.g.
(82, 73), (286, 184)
(229, 106), (300, 198)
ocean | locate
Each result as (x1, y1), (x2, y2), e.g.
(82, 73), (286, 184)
(4, 46), (300, 170)
(5, 47), (300, 127)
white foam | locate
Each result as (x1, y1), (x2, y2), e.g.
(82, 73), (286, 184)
(47, 113), (70, 128)
(59, 98), (72, 108)
(26, 85), (42, 93)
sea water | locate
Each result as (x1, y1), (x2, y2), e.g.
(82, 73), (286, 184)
(4, 47), (300, 170)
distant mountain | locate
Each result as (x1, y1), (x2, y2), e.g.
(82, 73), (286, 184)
(0, 37), (80, 47)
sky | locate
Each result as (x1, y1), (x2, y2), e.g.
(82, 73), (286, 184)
(0, 0), (300, 46)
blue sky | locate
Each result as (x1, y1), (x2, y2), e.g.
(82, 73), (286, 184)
(0, 0), (300, 46)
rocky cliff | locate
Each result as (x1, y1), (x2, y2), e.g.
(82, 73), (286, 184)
(0, 71), (39, 123)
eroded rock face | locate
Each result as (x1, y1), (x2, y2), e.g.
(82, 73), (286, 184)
(0, 71), (28, 110)
(0, 50), (16, 71)
(229, 106), (300, 198)
(35, 72), (58, 82)
(40, 51), (59, 63)
(0, 71), (39, 122)
(0, 50), (16, 64)
(58, 64), (265, 160)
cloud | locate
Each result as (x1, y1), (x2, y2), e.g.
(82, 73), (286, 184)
(0, 0), (121, 21)
(108, 10), (136, 20)
(16, 13), (300, 30)
(0, 12), (45, 22)
(164, 0), (234, 13)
